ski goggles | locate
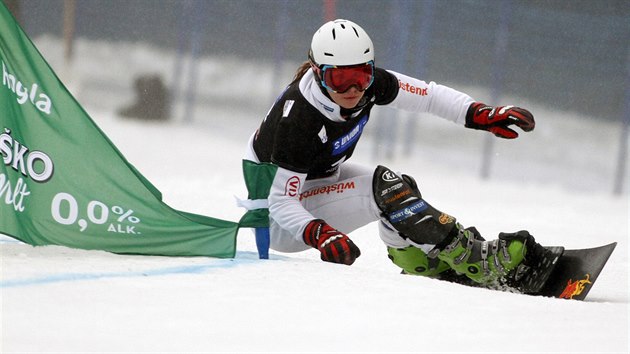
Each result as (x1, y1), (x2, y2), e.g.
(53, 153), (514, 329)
(318, 61), (375, 93)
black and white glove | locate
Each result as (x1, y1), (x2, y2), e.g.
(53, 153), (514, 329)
(303, 219), (361, 265)
(466, 102), (535, 139)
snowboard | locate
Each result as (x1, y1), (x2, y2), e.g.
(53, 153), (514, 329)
(533, 242), (617, 300)
(435, 242), (617, 301)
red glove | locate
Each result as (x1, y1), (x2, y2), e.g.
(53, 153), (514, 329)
(465, 102), (535, 139)
(303, 219), (361, 265)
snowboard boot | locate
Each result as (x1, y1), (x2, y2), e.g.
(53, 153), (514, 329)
(372, 165), (458, 246)
(373, 165), (536, 285)
(429, 225), (529, 284)
(387, 245), (451, 277)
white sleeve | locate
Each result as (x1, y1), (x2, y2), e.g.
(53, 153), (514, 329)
(386, 70), (474, 125)
(268, 166), (315, 238)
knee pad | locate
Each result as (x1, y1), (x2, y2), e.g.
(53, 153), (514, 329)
(372, 165), (457, 245)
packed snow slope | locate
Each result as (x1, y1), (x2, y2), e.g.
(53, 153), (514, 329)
(1, 37), (628, 353)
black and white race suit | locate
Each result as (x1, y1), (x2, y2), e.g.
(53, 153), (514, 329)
(243, 67), (473, 252)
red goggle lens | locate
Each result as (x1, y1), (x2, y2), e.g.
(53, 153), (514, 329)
(320, 62), (374, 93)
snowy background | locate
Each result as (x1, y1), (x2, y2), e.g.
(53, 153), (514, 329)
(1, 37), (629, 353)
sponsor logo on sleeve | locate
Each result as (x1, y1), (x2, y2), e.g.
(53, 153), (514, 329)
(285, 176), (300, 197)
(398, 79), (428, 96)
(299, 181), (356, 201)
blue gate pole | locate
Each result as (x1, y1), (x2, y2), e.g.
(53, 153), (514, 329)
(613, 46), (630, 196)
(255, 227), (270, 259)
(480, 0), (512, 179)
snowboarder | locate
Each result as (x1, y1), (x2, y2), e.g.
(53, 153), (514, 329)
(242, 19), (547, 287)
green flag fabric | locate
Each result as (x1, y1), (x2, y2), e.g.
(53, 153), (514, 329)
(0, 4), (238, 257)
(238, 160), (277, 228)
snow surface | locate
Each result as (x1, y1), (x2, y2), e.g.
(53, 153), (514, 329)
(1, 37), (629, 353)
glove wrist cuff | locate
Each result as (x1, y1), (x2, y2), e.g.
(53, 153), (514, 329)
(303, 219), (325, 249)
(464, 102), (487, 129)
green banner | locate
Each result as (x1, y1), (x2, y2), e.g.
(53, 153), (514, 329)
(0, 4), (238, 257)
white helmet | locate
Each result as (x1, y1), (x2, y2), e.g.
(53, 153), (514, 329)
(309, 19), (374, 67)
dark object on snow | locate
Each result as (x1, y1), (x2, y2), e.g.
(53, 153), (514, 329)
(119, 74), (170, 120)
